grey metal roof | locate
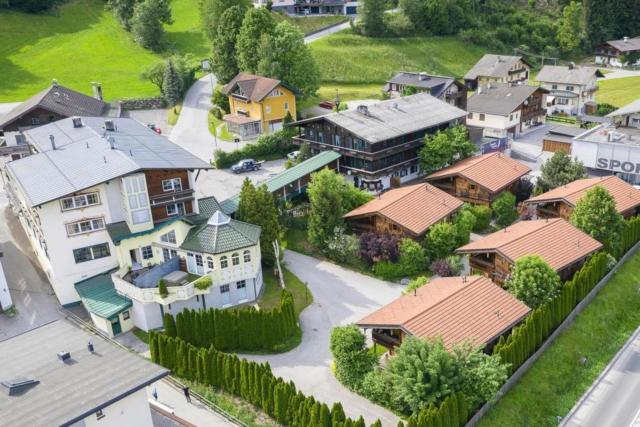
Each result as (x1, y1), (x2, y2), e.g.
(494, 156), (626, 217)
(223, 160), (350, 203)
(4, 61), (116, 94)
(386, 72), (457, 97)
(536, 65), (602, 85)
(295, 93), (467, 143)
(467, 83), (543, 116)
(464, 54), (526, 80)
(607, 99), (640, 117)
(6, 117), (211, 207)
(0, 84), (111, 130)
(0, 319), (168, 427)
(604, 37), (640, 52)
(180, 211), (261, 254)
(547, 125), (586, 137)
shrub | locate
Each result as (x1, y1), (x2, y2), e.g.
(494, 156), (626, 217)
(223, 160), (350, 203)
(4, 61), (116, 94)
(430, 255), (464, 277)
(403, 275), (429, 295)
(372, 261), (406, 281)
(453, 208), (476, 246)
(211, 89), (230, 113)
(158, 279), (168, 298)
(358, 233), (399, 266)
(323, 227), (359, 264)
(397, 238), (427, 276)
(492, 192), (517, 227)
(471, 205), (492, 232)
(213, 130), (294, 169)
(423, 221), (459, 262)
(329, 325), (376, 390)
(360, 369), (393, 406)
(606, 253), (617, 271)
(193, 275), (212, 290)
(513, 177), (534, 203)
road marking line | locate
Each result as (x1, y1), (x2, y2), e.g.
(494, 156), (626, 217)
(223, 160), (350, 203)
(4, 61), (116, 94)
(630, 405), (640, 427)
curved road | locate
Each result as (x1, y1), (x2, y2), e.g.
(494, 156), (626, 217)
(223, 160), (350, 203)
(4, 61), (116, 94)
(244, 251), (403, 426)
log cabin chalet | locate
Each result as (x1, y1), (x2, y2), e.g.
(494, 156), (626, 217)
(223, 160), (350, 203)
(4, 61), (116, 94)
(426, 152), (531, 206)
(456, 219), (603, 285)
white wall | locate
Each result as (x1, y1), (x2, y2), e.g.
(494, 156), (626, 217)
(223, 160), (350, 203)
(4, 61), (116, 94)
(77, 387), (154, 427)
(0, 260), (13, 310)
(467, 111), (520, 137)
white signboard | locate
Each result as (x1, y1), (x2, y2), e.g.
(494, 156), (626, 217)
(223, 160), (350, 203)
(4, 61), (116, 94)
(596, 143), (640, 174)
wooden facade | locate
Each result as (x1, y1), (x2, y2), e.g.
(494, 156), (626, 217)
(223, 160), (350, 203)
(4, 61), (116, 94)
(1, 107), (67, 132)
(430, 176), (519, 206)
(144, 170), (195, 223)
(542, 139), (572, 154)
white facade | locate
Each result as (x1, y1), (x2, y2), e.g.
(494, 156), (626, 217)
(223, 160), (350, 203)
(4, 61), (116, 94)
(0, 260), (12, 311)
(68, 388), (154, 427)
(541, 77), (598, 116)
(467, 111), (521, 138)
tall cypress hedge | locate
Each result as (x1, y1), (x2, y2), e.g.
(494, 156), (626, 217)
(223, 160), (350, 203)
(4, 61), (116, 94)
(149, 333), (376, 427)
(162, 290), (298, 352)
(494, 250), (611, 374)
(400, 392), (468, 427)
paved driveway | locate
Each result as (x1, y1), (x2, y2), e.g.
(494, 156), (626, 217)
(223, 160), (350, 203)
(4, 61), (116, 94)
(245, 251), (403, 426)
(0, 188), (60, 341)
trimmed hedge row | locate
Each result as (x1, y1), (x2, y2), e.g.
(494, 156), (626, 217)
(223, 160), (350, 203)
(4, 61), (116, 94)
(612, 216), (640, 259)
(149, 333), (374, 427)
(405, 393), (469, 427)
(494, 251), (609, 374)
(162, 290), (298, 352)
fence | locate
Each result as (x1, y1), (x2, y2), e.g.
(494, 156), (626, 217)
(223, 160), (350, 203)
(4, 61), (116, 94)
(465, 240), (640, 426)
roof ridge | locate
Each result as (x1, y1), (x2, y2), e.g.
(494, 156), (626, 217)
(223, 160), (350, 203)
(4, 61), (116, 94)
(403, 276), (484, 325)
(498, 218), (562, 250)
(379, 183), (426, 211)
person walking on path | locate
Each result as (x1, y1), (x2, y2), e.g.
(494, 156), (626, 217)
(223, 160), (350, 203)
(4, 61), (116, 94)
(183, 386), (191, 403)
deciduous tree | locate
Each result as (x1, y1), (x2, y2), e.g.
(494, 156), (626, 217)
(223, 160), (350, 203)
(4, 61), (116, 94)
(329, 325), (376, 390)
(211, 5), (246, 84)
(536, 151), (587, 193)
(507, 254), (562, 308)
(200, 0), (250, 42)
(492, 192), (517, 227)
(570, 185), (624, 254)
(237, 7), (276, 73)
(130, 0), (173, 51)
(419, 125), (476, 175)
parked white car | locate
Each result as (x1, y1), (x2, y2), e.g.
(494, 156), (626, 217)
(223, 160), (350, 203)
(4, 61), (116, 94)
(287, 151), (300, 162)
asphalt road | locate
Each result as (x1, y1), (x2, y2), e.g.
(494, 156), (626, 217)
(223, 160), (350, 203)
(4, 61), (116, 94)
(562, 326), (640, 427)
(244, 250), (403, 426)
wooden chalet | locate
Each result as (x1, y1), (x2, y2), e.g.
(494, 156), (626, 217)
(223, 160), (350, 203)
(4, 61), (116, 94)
(343, 183), (463, 238)
(357, 275), (531, 352)
(426, 153), (531, 206)
(456, 219), (603, 285)
(524, 176), (640, 220)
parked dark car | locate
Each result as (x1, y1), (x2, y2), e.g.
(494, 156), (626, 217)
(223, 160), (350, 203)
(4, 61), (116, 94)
(231, 159), (263, 174)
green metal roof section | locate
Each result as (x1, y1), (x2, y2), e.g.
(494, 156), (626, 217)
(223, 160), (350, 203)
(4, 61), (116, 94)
(220, 150), (341, 214)
(180, 212), (261, 254)
(75, 269), (132, 320)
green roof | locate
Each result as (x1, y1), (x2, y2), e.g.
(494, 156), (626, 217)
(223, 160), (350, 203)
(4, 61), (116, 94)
(220, 151), (341, 214)
(75, 269), (132, 320)
(180, 211), (261, 254)
(106, 196), (224, 245)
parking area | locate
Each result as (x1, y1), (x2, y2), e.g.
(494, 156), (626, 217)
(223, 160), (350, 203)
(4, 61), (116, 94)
(195, 159), (287, 202)
(0, 189), (61, 341)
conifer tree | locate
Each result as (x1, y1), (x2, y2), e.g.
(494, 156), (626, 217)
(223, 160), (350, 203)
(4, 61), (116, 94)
(163, 313), (177, 337)
(331, 402), (346, 425)
(162, 59), (183, 106)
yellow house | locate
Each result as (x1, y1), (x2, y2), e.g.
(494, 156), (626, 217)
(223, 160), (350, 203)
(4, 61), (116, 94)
(221, 72), (297, 138)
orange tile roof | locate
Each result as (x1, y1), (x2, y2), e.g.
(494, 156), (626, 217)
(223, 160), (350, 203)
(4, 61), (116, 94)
(426, 153), (531, 193)
(344, 183), (463, 236)
(525, 176), (640, 215)
(457, 218), (603, 271)
(357, 276), (530, 348)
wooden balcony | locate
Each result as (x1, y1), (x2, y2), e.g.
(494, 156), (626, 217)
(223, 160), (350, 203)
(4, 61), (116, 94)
(536, 206), (560, 218)
(372, 329), (402, 349)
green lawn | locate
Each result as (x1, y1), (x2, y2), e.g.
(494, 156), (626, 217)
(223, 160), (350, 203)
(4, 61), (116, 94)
(165, 0), (210, 59)
(478, 250), (640, 426)
(299, 83), (385, 109)
(598, 76), (640, 107)
(274, 13), (347, 35)
(132, 327), (150, 344)
(0, 0), (161, 102)
(309, 31), (486, 85)
(260, 267), (313, 317)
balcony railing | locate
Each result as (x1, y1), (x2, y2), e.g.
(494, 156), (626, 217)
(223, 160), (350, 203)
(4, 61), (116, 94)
(150, 188), (195, 207)
(372, 329), (402, 348)
(113, 272), (207, 305)
(536, 207), (561, 218)
(470, 256), (493, 269)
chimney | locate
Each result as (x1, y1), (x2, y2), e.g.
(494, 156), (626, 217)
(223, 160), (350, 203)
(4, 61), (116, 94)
(624, 36), (629, 43)
(57, 351), (71, 363)
(87, 341), (94, 353)
(104, 120), (116, 132)
(568, 62), (575, 70)
(92, 82), (104, 101)
(72, 117), (83, 128)
(419, 72), (429, 81)
(49, 134), (56, 150)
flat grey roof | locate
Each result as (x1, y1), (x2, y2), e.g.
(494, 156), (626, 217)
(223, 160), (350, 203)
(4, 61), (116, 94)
(0, 319), (168, 427)
(6, 117), (211, 207)
(536, 65), (603, 85)
(467, 83), (543, 115)
(293, 93), (467, 143)
(575, 123), (640, 145)
(607, 99), (640, 117)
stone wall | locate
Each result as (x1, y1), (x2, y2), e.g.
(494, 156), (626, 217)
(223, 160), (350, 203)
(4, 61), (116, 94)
(120, 97), (166, 110)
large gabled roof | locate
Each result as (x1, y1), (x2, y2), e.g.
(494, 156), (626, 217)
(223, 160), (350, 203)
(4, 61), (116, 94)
(292, 93), (467, 144)
(180, 211), (261, 254)
(221, 72), (297, 102)
(464, 54), (529, 80)
(467, 83), (546, 116)
(357, 276), (530, 349)
(344, 183), (463, 236)
(457, 218), (603, 271)
(426, 152), (531, 193)
(0, 319), (168, 427)
(536, 65), (604, 85)
(6, 117), (211, 207)
(603, 37), (640, 53)
(607, 99), (640, 118)
(0, 84), (111, 130)
(386, 72), (460, 97)
(525, 176), (640, 215)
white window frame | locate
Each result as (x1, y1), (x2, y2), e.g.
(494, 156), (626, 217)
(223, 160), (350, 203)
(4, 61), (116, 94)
(160, 230), (177, 244)
(195, 254), (203, 267)
(162, 248), (178, 262)
(166, 202), (185, 217)
(66, 217), (105, 237)
(220, 284), (230, 293)
(220, 255), (228, 269)
(61, 192), (100, 211)
(284, 102), (289, 111)
(243, 250), (251, 263)
(207, 256), (214, 270)
(162, 178), (182, 192)
(232, 252), (240, 266)
(73, 243), (110, 264)
(124, 175), (151, 225)
(141, 245), (153, 260)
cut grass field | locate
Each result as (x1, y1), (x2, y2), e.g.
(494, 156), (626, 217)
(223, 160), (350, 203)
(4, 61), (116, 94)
(274, 13), (347, 35)
(478, 249), (640, 426)
(309, 31), (486, 85)
(260, 267), (313, 317)
(597, 76), (640, 107)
